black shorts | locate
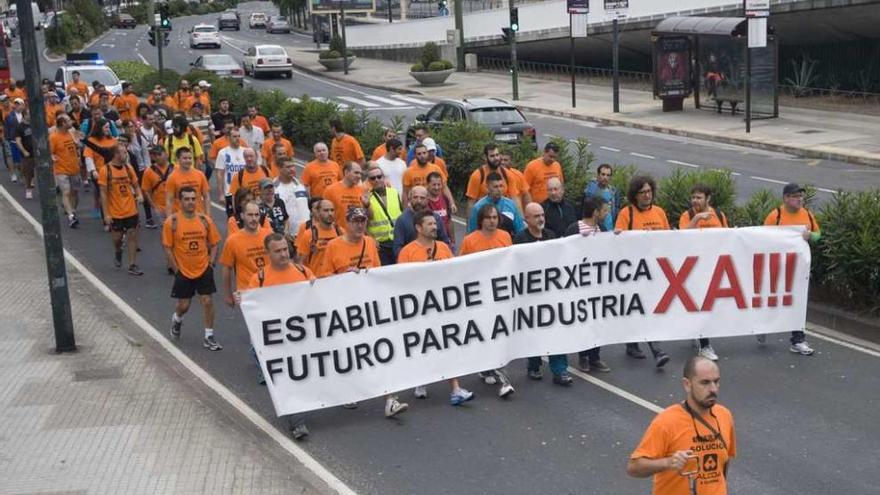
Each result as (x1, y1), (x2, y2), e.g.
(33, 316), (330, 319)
(110, 214), (140, 232)
(171, 266), (217, 299)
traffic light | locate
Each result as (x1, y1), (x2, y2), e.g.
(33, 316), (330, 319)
(148, 28), (156, 46)
(510, 7), (519, 32)
(159, 4), (172, 31)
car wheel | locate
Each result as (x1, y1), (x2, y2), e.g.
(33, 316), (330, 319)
(287, 71), (293, 79)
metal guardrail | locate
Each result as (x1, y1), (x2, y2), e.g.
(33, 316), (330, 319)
(373, 0), (545, 20)
(478, 56), (655, 92)
(777, 85), (880, 114)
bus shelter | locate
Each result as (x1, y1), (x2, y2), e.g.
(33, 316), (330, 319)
(652, 16), (778, 119)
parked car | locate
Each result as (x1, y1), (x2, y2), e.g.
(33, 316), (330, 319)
(191, 54), (244, 86)
(218, 12), (240, 31)
(241, 44), (293, 79)
(248, 12), (267, 29)
(406, 98), (537, 148)
(189, 24), (220, 49)
(115, 13), (137, 29)
(266, 16), (290, 34)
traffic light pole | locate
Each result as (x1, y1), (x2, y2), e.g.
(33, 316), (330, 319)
(454, 0), (464, 71)
(157, 29), (164, 78)
(612, 17), (620, 113)
(509, 2), (518, 101)
(15, 0), (76, 352)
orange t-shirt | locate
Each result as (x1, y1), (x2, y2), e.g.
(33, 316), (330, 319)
(49, 130), (80, 176)
(319, 235), (381, 277)
(763, 206), (819, 232)
(523, 158), (564, 203)
(261, 136), (294, 177)
(251, 115), (270, 133)
(371, 143), (406, 161)
(226, 215), (271, 236)
(323, 181), (365, 230)
(219, 228), (270, 290)
(508, 167), (529, 194)
(679, 208), (728, 230)
(66, 81), (89, 97)
(83, 136), (117, 174)
(465, 165), (521, 200)
(458, 229), (512, 255)
(182, 93), (211, 115)
(246, 263), (315, 290)
(44, 103), (65, 127)
(301, 160), (342, 198)
(165, 167), (210, 214)
(295, 223), (343, 274)
(140, 164), (171, 210)
(631, 404), (736, 495)
(114, 93), (140, 121)
(208, 135), (229, 161)
(397, 240), (454, 263)
(228, 166), (270, 198)
(615, 205), (670, 231)
(161, 213), (221, 279)
(97, 163), (139, 219)
(403, 162), (447, 189)
(330, 134), (364, 166)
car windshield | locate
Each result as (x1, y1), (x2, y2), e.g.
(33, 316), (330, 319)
(253, 13), (265, 18)
(258, 47), (285, 56)
(73, 68), (119, 86)
(203, 55), (236, 65)
(220, 13), (236, 19)
(469, 107), (526, 125)
(194, 26), (216, 33)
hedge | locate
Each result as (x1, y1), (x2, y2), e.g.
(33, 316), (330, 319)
(117, 62), (880, 315)
(45, 0), (106, 54)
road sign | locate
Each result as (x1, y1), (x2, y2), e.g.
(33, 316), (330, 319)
(604, 0), (628, 20)
(310, 0), (376, 14)
(571, 13), (587, 38)
(154, 13), (160, 26)
(745, 0), (769, 17)
(567, 0), (588, 15)
(748, 17), (767, 47)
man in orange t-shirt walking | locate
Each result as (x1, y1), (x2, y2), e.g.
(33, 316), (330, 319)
(628, 356), (736, 495)
(329, 119), (365, 167)
(323, 161), (368, 230)
(523, 142), (564, 203)
(163, 186), (223, 351)
(301, 142), (342, 198)
(49, 114), (82, 228)
(615, 175), (671, 368)
(98, 143), (145, 276)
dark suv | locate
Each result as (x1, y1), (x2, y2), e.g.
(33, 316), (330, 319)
(218, 12), (240, 31)
(407, 98), (537, 148)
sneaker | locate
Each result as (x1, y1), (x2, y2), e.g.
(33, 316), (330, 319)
(290, 423), (310, 441)
(127, 264), (144, 276)
(144, 219), (158, 229)
(10, 173), (17, 183)
(203, 335), (223, 351)
(552, 373), (573, 386)
(170, 318), (182, 338)
(449, 388), (474, 406)
(626, 344), (646, 359)
(498, 383), (515, 398)
(790, 341), (814, 356)
(479, 371), (497, 385)
(414, 386), (428, 399)
(384, 398), (409, 418)
(24, 188), (32, 199)
(68, 215), (78, 228)
(114, 251), (123, 268)
(527, 369), (543, 380)
(577, 355), (591, 372)
(342, 402), (358, 409)
(699, 345), (719, 361)
(756, 334), (767, 344)
(654, 352), (670, 368)
(588, 360), (612, 373)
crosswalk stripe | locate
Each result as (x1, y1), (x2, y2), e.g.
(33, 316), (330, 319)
(361, 95), (409, 107)
(391, 94), (433, 106)
(337, 96), (380, 108)
(312, 96), (348, 109)
(287, 97), (301, 103)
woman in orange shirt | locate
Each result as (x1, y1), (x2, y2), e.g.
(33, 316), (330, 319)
(83, 119), (118, 220)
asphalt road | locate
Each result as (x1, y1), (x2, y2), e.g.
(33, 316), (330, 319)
(5, 6), (880, 494)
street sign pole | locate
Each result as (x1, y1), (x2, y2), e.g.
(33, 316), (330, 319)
(454, 0), (464, 71)
(612, 17), (619, 113)
(508, 1), (518, 101)
(340, 5), (349, 75)
(15, 0), (75, 353)
(570, 13), (575, 107)
(743, 0), (769, 134)
(567, 1), (588, 108)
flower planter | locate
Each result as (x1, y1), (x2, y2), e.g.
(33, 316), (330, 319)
(318, 56), (356, 71)
(409, 68), (455, 86)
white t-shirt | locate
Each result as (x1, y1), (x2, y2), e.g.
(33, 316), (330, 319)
(213, 145), (248, 196)
(275, 177), (311, 235)
(238, 125), (265, 161)
(375, 156), (407, 197)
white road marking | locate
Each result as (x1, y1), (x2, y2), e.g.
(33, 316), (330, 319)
(287, 97), (301, 103)
(599, 146), (620, 152)
(543, 358), (663, 414)
(311, 96), (348, 109)
(137, 53), (149, 65)
(0, 185), (358, 495)
(100, 43), (115, 48)
(291, 69), (376, 98)
(220, 36), (247, 54)
(369, 106), (415, 111)
(667, 160), (700, 168)
(750, 176), (788, 185)
(816, 187), (838, 194)
(361, 95), (409, 107)
(390, 94), (433, 106)
(630, 152), (655, 159)
(806, 322), (880, 357)
(337, 96), (380, 108)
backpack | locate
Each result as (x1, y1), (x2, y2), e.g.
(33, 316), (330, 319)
(307, 223), (342, 264)
(237, 165), (271, 188)
(170, 212), (211, 234)
(84, 137), (116, 163)
(149, 164), (172, 194)
(775, 206), (816, 231)
(685, 207), (727, 227)
(477, 165), (510, 188)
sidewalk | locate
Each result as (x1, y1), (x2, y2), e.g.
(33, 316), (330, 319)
(0, 197), (333, 494)
(286, 45), (880, 167)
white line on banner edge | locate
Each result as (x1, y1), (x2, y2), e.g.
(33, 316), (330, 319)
(0, 185), (358, 495)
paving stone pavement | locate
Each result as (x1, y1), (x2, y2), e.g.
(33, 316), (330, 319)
(0, 197), (332, 495)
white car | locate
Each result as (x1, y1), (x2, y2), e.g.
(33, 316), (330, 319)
(189, 24), (220, 49)
(242, 45), (292, 79)
(54, 53), (122, 97)
(248, 12), (267, 28)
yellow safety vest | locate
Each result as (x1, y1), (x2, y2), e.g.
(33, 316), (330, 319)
(367, 188), (402, 243)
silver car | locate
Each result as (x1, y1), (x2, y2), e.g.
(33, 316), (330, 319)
(191, 54), (245, 86)
(266, 16), (290, 34)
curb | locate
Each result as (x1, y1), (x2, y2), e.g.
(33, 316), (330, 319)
(807, 301), (880, 347)
(517, 105), (880, 168)
(42, 29), (111, 63)
(290, 60), (425, 96)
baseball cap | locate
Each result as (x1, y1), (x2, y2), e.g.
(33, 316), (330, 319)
(164, 120), (173, 133)
(782, 183), (805, 196)
(422, 137), (437, 151)
(259, 178), (274, 189)
(148, 144), (165, 155)
(346, 207), (368, 221)
(13, 98), (24, 105)
(198, 80), (211, 88)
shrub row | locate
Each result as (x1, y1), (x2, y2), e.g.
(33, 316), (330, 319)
(119, 63), (880, 315)
(123, 0), (238, 25)
(44, 0), (106, 54)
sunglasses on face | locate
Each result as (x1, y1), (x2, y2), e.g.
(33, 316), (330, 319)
(368, 175), (384, 181)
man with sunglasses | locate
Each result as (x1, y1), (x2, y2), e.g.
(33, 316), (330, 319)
(628, 356), (736, 495)
(365, 163), (402, 266)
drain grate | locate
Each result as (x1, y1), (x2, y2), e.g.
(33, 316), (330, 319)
(797, 129), (823, 134)
(73, 367), (123, 382)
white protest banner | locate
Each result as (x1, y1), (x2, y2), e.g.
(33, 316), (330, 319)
(241, 227), (810, 416)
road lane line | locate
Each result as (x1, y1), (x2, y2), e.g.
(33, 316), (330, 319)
(0, 184), (358, 495)
(667, 160), (699, 168)
(630, 152), (655, 159)
(360, 95), (408, 107)
(816, 187), (838, 194)
(390, 94), (432, 106)
(542, 357), (663, 413)
(750, 176), (787, 185)
(220, 36), (247, 54)
(599, 146), (621, 152)
(137, 53), (149, 65)
(337, 96), (380, 108)
(806, 322), (880, 357)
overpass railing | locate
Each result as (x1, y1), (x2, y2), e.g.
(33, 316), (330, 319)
(478, 56), (654, 92)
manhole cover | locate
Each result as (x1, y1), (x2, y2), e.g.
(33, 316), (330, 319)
(73, 367), (123, 382)
(797, 129), (823, 134)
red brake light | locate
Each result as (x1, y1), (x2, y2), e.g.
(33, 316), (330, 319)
(524, 128), (536, 137)
(257, 58), (264, 64)
(232, 69), (243, 75)
(286, 58), (292, 64)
